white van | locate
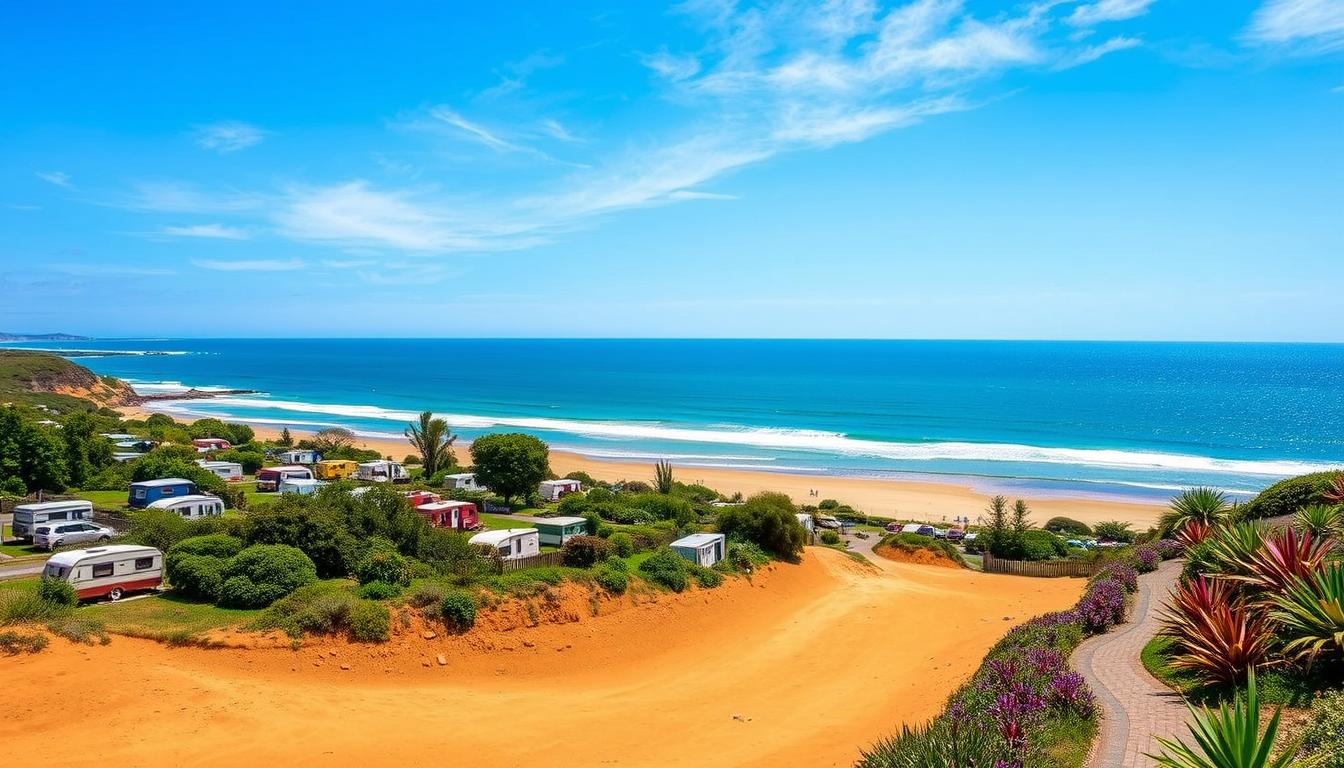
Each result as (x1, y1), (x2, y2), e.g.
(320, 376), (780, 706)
(42, 544), (164, 601)
(11, 500), (95, 541)
(147, 494), (225, 519)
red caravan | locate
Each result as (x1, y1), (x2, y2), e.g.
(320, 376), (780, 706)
(42, 544), (164, 601)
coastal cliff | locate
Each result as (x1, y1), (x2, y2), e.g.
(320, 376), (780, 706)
(0, 350), (141, 409)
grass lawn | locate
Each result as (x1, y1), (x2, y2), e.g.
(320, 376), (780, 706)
(1142, 635), (1330, 708)
(87, 593), (264, 640)
(73, 489), (130, 509)
(1041, 715), (1098, 768)
(479, 512), (552, 529)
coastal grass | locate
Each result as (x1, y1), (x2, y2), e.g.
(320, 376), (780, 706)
(87, 592), (264, 640)
(1142, 635), (1330, 708)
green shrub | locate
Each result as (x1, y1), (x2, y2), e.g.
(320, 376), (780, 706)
(46, 614), (107, 645)
(690, 565), (723, 588)
(166, 554), (227, 601)
(356, 580), (402, 600)
(628, 493), (694, 526)
(595, 562), (629, 594)
(820, 530), (841, 545)
(715, 492), (806, 561)
(128, 509), (195, 552)
(218, 544), (318, 608)
(0, 630), (48, 655)
(878, 533), (966, 566)
(1093, 520), (1136, 543)
(560, 535), (608, 567)
(347, 600), (391, 642)
(0, 585), (64, 623)
(1044, 516), (1092, 536)
(639, 548), (690, 592)
(590, 501), (653, 525)
(1301, 689), (1344, 767)
(39, 578), (77, 607)
(440, 591), (478, 632)
(1019, 530), (1068, 561)
(608, 532), (635, 558)
(354, 537), (410, 586)
(407, 582), (447, 609)
(169, 533), (243, 559)
(1241, 471), (1342, 521)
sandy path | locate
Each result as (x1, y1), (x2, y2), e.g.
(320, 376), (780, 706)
(2, 550), (1082, 767)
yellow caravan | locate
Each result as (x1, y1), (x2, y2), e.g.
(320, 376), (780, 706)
(314, 459), (359, 481)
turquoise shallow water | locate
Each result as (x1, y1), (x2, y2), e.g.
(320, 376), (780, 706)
(9, 339), (1343, 502)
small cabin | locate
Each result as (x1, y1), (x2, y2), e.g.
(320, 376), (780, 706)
(192, 438), (232, 452)
(196, 460), (243, 482)
(442, 472), (482, 491)
(148, 494), (225, 519)
(417, 500), (480, 531)
(279, 478), (328, 495)
(355, 460), (409, 484)
(796, 513), (815, 533)
(516, 516), (589, 546)
(42, 544), (163, 601)
(469, 528), (541, 561)
(128, 478), (198, 509)
(670, 533), (726, 567)
(11, 500), (94, 541)
(404, 490), (442, 508)
(538, 479), (581, 502)
(314, 459), (359, 480)
(277, 449), (320, 465)
(255, 465), (314, 492)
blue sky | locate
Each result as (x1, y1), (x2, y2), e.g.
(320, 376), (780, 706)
(3, 0), (1342, 340)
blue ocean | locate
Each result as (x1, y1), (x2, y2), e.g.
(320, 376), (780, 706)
(8, 339), (1342, 502)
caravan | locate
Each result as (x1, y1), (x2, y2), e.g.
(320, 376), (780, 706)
(196, 460), (243, 483)
(469, 529), (540, 561)
(256, 465), (314, 492)
(355, 460), (409, 484)
(147, 494), (225, 519)
(417, 500), (480, 531)
(42, 545), (163, 601)
(10, 500), (95, 541)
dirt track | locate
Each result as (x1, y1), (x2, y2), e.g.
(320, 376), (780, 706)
(2, 549), (1081, 767)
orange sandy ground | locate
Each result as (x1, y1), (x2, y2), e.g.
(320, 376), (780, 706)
(872, 544), (963, 569)
(1, 549), (1082, 768)
(162, 415), (1159, 529)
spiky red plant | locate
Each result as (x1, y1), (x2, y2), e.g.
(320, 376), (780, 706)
(1176, 519), (1213, 548)
(1235, 526), (1332, 593)
(1324, 473), (1344, 505)
(1159, 576), (1275, 685)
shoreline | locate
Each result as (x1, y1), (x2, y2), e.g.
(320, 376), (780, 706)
(119, 406), (1165, 528)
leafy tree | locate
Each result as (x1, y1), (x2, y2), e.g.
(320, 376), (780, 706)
(1093, 520), (1136, 543)
(278, 427), (293, 447)
(310, 427), (357, 458)
(1043, 516), (1092, 536)
(189, 418), (232, 441)
(654, 460), (674, 494)
(470, 433), (550, 504)
(60, 411), (110, 488)
(223, 423), (254, 446)
(404, 411), (457, 476)
(1012, 499), (1031, 541)
(0, 406), (69, 492)
(983, 495), (1010, 556)
(242, 498), (360, 578)
(130, 446), (226, 496)
(715, 491), (806, 561)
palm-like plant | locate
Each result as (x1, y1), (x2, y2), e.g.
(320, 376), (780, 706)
(1160, 577), (1275, 684)
(1178, 520), (1215, 549)
(1232, 527), (1332, 594)
(1270, 563), (1344, 667)
(1294, 504), (1342, 541)
(653, 459), (674, 495)
(404, 410), (457, 476)
(1161, 487), (1233, 538)
(1322, 473), (1344, 505)
(1203, 521), (1268, 578)
(1149, 672), (1313, 768)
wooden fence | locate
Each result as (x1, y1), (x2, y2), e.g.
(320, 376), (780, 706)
(498, 551), (565, 573)
(981, 551), (1096, 578)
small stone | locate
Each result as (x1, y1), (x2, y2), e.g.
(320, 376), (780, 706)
(422, 631), (438, 640)
(329, 650), (338, 657)
(421, 660), (431, 668)
(340, 664), (350, 671)
(522, 640), (534, 648)
(436, 654), (448, 666)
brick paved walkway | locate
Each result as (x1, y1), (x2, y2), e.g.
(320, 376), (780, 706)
(1072, 558), (1188, 767)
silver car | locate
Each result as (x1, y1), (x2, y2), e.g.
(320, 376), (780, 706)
(33, 522), (115, 551)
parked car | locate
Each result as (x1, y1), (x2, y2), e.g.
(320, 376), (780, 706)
(33, 521), (115, 551)
(946, 529), (965, 542)
(884, 522), (903, 533)
(815, 515), (843, 530)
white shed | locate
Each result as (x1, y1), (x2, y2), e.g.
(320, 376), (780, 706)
(469, 528), (541, 561)
(538, 479), (581, 501)
(795, 513), (815, 533)
(670, 533), (726, 567)
(442, 472), (482, 491)
(196, 460), (243, 482)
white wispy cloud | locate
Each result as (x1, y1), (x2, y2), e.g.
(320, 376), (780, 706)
(194, 121), (267, 153)
(1067, 0), (1156, 27)
(429, 107), (522, 153)
(123, 181), (265, 213)
(321, 258), (378, 269)
(1056, 35), (1143, 68)
(159, 223), (251, 239)
(1246, 0), (1344, 52)
(35, 171), (71, 187)
(539, 118), (580, 142)
(640, 48), (703, 80)
(191, 258), (306, 272)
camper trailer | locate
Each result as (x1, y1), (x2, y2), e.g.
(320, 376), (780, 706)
(516, 516), (589, 546)
(355, 460), (409, 484)
(42, 545), (163, 601)
(404, 490), (442, 507)
(314, 459), (359, 481)
(538, 479), (581, 502)
(277, 449), (320, 465)
(196, 460), (244, 482)
(417, 500), (481, 531)
(10, 500), (95, 541)
(279, 478), (327, 495)
(469, 528), (541, 561)
(442, 473), (482, 491)
(255, 465), (314, 492)
(192, 438), (232, 452)
(128, 478), (198, 509)
(147, 494), (225, 519)
(670, 533), (727, 567)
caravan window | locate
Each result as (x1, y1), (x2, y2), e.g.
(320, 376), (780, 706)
(498, 543), (512, 557)
(134, 557), (154, 571)
(134, 488), (147, 499)
(92, 563), (114, 578)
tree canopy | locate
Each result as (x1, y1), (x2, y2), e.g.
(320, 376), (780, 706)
(469, 433), (549, 504)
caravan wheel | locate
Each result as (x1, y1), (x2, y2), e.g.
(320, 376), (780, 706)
(108, 587), (124, 601)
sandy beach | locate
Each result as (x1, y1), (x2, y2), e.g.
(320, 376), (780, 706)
(117, 408), (1162, 529)
(1, 548), (1082, 767)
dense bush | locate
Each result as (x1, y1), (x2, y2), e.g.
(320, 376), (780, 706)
(1301, 689), (1344, 767)
(347, 600), (392, 642)
(560, 535), (608, 568)
(595, 559), (629, 594)
(715, 492), (806, 561)
(38, 578), (77, 607)
(639, 548), (690, 592)
(690, 565), (723, 588)
(589, 501), (653, 525)
(166, 554), (227, 601)
(1240, 471), (1341, 521)
(724, 541), (771, 572)
(406, 582), (447, 608)
(1093, 520), (1136, 543)
(1134, 544), (1160, 573)
(356, 580), (402, 600)
(607, 532), (635, 558)
(1019, 529), (1068, 561)
(877, 532), (965, 566)
(628, 493), (694, 527)
(217, 545), (318, 608)
(820, 530), (841, 545)
(242, 501), (360, 579)
(354, 537), (411, 586)
(169, 533), (244, 560)
(1043, 516), (1092, 536)
(439, 591), (478, 632)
